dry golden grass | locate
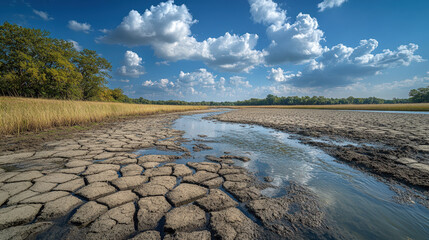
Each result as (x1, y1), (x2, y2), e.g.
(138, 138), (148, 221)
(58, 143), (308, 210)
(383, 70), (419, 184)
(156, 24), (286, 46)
(232, 103), (429, 111)
(0, 97), (208, 135)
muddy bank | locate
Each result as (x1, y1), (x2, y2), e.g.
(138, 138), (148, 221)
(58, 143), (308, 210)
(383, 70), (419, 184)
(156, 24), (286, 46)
(212, 108), (429, 189)
(0, 109), (338, 240)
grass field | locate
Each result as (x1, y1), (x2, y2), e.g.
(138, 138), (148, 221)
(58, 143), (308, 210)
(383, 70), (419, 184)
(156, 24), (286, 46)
(232, 103), (429, 111)
(0, 97), (208, 135)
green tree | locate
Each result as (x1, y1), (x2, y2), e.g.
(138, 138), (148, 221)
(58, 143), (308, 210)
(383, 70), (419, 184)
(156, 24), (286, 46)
(409, 86), (429, 103)
(110, 88), (127, 102)
(0, 22), (83, 99)
(73, 49), (112, 100)
(1, 22), (113, 101)
(265, 94), (276, 105)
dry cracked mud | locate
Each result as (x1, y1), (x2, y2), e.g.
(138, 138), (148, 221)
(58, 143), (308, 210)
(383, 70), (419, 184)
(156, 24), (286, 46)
(0, 110), (343, 239)
(213, 108), (429, 189)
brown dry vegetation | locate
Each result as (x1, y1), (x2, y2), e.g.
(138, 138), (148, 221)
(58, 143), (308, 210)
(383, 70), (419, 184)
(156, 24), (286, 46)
(0, 97), (208, 135)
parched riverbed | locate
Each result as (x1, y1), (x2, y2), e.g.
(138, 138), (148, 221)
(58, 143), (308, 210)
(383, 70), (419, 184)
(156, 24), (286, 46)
(0, 109), (428, 239)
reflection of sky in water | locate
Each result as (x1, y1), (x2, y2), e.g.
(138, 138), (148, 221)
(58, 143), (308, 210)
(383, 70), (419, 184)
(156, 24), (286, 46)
(307, 136), (388, 148)
(170, 111), (429, 240)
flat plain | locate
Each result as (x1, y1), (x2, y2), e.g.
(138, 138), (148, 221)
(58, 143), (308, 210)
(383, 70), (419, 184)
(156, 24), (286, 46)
(214, 108), (429, 188)
(0, 109), (332, 240)
(0, 107), (428, 239)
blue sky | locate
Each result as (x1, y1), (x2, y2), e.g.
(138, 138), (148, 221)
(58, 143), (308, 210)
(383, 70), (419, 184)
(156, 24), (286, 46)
(2, 0), (428, 101)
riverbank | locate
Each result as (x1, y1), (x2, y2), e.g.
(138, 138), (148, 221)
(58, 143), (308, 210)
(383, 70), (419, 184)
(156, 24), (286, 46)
(212, 108), (429, 189)
(0, 109), (337, 239)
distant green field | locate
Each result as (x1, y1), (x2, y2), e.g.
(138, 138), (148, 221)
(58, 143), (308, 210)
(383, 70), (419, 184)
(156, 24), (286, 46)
(233, 103), (429, 111)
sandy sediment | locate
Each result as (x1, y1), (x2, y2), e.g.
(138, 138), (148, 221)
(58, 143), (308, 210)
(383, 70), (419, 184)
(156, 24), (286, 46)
(213, 108), (429, 189)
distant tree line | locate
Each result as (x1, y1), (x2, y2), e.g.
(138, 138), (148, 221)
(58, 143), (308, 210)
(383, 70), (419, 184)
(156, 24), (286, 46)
(232, 95), (410, 106)
(124, 87), (429, 105)
(119, 95), (412, 106)
(0, 22), (127, 101)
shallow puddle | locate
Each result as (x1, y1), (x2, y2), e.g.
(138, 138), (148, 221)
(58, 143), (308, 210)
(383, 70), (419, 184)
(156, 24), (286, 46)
(167, 110), (429, 240)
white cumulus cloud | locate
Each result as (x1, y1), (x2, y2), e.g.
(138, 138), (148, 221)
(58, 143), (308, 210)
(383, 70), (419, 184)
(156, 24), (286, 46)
(200, 33), (265, 72)
(318, 0), (348, 12)
(265, 13), (324, 64)
(286, 39), (423, 87)
(267, 67), (286, 82)
(218, 77), (227, 92)
(249, 0), (286, 26)
(68, 20), (92, 33)
(152, 32), (264, 72)
(140, 78), (179, 99)
(267, 67), (302, 82)
(138, 68), (233, 100)
(117, 50), (145, 78)
(143, 78), (174, 88)
(248, 0), (324, 65)
(99, 0), (264, 72)
(177, 68), (216, 87)
(99, 1), (194, 46)
(230, 76), (252, 88)
(33, 9), (53, 21)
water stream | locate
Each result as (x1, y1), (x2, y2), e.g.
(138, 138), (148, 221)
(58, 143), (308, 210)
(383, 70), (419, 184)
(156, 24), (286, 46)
(153, 110), (429, 240)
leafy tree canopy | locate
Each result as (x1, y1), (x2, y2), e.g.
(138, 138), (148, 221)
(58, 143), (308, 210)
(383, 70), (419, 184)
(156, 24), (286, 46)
(0, 22), (112, 100)
(409, 86), (429, 103)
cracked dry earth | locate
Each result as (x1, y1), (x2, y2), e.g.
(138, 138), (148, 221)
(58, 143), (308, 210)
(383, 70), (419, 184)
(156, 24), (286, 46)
(0, 111), (331, 240)
(213, 108), (429, 188)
